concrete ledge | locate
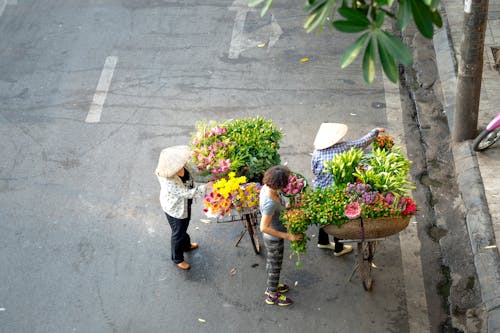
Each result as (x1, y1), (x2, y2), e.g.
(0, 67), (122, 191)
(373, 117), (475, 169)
(453, 141), (500, 331)
(488, 308), (500, 333)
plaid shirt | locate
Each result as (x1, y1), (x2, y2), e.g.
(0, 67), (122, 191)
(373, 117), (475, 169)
(311, 129), (379, 189)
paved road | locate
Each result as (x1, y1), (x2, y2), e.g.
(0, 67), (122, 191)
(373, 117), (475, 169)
(0, 1), (444, 332)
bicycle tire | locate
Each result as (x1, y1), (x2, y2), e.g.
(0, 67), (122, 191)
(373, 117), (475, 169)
(246, 214), (260, 254)
(358, 241), (376, 291)
(472, 128), (500, 151)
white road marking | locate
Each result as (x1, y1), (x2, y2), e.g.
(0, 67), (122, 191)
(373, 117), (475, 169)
(228, 0), (252, 59)
(0, 0), (16, 17)
(85, 56), (118, 123)
(383, 76), (431, 332)
(228, 0), (282, 59)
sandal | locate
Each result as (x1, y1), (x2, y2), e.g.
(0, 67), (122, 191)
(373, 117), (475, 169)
(176, 261), (190, 270)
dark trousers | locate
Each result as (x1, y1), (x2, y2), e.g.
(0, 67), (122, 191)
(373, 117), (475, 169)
(165, 209), (192, 264)
(318, 227), (344, 252)
(264, 238), (284, 294)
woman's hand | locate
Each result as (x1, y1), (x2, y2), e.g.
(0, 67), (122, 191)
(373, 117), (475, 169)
(289, 233), (303, 242)
(377, 127), (386, 133)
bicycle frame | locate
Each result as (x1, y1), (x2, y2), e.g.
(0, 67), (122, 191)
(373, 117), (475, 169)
(486, 112), (500, 131)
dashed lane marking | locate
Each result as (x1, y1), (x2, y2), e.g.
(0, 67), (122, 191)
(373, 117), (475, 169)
(85, 56), (118, 123)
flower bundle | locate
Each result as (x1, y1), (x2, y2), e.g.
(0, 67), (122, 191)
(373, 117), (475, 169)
(282, 173), (307, 196)
(191, 117), (282, 180)
(344, 182), (416, 219)
(280, 136), (417, 264)
(192, 124), (234, 177)
(281, 205), (308, 268)
(234, 182), (261, 212)
(373, 134), (395, 151)
(202, 172), (261, 218)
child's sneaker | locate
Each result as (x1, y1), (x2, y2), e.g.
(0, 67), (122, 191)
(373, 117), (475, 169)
(277, 283), (289, 294)
(265, 293), (293, 306)
(265, 283), (289, 296)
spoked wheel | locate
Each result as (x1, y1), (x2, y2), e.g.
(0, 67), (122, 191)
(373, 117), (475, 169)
(357, 241), (376, 291)
(246, 213), (260, 254)
(473, 128), (500, 151)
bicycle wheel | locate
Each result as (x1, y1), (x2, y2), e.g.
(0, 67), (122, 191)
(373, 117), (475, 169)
(357, 241), (376, 291)
(473, 128), (500, 151)
(246, 214), (260, 254)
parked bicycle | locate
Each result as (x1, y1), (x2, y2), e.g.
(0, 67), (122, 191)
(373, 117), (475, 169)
(473, 112), (500, 151)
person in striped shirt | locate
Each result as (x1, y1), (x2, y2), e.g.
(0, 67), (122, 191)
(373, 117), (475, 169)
(311, 123), (385, 256)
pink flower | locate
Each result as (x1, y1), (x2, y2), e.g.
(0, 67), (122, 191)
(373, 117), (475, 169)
(345, 202), (361, 219)
(384, 193), (395, 205)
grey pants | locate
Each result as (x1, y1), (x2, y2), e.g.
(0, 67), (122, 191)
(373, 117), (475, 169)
(264, 238), (284, 293)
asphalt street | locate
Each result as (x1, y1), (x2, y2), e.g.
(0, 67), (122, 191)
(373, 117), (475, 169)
(0, 1), (446, 332)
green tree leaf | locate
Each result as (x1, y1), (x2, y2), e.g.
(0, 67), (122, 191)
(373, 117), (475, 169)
(410, 0), (434, 38)
(338, 6), (370, 25)
(377, 36), (399, 83)
(397, 0), (411, 31)
(333, 20), (370, 33)
(340, 32), (369, 68)
(374, 10), (385, 28)
(430, 8), (443, 27)
(248, 0), (273, 17)
(377, 30), (413, 66)
(362, 38), (376, 83)
(248, 0), (266, 7)
(304, 0), (336, 33)
(430, 0), (440, 9)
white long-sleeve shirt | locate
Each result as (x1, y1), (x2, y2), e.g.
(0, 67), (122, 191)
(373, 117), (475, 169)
(157, 175), (206, 219)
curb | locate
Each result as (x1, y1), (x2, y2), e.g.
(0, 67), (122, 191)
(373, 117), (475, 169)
(434, 5), (500, 332)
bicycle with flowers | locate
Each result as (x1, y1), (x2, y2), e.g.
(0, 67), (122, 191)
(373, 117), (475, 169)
(202, 172), (263, 254)
(191, 117), (283, 254)
(281, 136), (417, 290)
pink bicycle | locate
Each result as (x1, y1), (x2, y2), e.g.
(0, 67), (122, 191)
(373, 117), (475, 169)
(473, 112), (500, 151)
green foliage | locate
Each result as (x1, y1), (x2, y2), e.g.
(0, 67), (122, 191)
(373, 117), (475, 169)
(354, 146), (414, 195)
(249, 0), (442, 84)
(224, 117), (282, 180)
(323, 148), (363, 185)
(191, 116), (282, 180)
(301, 186), (349, 226)
(281, 207), (309, 268)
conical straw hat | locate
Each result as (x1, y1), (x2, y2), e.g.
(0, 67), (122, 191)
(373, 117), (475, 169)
(155, 145), (192, 178)
(313, 123), (349, 150)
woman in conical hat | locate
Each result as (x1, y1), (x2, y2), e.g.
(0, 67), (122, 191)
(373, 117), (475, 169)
(311, 123), (385, 256)
(156, 145), (214, 270)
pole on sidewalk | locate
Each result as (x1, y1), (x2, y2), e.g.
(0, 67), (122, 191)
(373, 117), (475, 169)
(452, 0), (489, 142)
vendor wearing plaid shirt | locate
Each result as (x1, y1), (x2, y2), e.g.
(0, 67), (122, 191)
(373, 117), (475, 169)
(311, 123), (385, 255)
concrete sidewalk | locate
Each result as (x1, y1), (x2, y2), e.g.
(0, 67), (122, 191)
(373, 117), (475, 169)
(434, 1), (500, 331)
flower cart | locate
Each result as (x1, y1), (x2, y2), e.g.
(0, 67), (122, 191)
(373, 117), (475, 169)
(190, 117), (283, 255)
(320, 142), (416, 291)
(281, 136), (417, 289)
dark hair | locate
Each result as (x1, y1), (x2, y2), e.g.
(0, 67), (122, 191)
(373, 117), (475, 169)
(262, 165), (290, 190)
